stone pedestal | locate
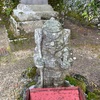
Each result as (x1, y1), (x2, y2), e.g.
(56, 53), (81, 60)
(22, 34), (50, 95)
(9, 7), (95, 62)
(10, 4), (57, 36)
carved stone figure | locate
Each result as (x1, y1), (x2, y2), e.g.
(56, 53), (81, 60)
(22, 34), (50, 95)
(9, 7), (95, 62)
(34, 18), (73, 87)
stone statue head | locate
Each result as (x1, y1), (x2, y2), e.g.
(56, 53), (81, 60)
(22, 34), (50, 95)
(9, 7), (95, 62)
(42, 17), (63, 40)
(43, 17), (62, 33)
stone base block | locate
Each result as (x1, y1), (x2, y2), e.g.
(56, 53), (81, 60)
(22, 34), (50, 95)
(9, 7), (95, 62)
(10, 16), (45, 36)
(10, 4), (57, 36)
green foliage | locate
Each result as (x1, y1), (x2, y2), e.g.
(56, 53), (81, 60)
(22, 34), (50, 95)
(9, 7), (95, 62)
(49, 0), (63, 10)
(49, 0), (99, 26)
(0, 0), (19, 29)
(5, 8), (12, 16)
(67, 11), (84, 22)
(49, 0), (66, 24)
(82, 0), (99, 22)
(3, 0), (19, 16)
(65, 75), (87, 92)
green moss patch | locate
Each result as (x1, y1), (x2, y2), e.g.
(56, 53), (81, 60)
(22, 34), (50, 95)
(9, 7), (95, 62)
(65, 75), (87, 92)
(26, 67), (37, 79)
(22, 67), (37, 80)
(65, 75), (100, 99)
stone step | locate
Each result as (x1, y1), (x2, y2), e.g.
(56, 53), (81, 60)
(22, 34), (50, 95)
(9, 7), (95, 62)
(0, 26), (10, 56)
(12, 4), (57, 22)
(17, 4), (54, 11)
(10, 17), (45, 36)
(10, 4), (57, 36)
(13, 10), (57, 21)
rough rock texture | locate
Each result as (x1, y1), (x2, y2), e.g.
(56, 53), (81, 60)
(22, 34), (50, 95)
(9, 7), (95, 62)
(34, 18), (73, 87)
(10, 4), (57, 36)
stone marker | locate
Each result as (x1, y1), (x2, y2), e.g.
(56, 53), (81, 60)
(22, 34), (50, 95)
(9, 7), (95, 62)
(20, 0), (48, 4)
(34, 18), (73, 87)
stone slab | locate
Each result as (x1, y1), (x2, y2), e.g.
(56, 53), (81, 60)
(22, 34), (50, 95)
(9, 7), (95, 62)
(12, 4), (57, 22)
(13, 10), (57, 22)
(10, 16), (45, 36)
(17, 4), (53, 11)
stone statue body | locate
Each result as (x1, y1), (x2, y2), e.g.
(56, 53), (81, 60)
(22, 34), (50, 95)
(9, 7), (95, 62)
(34, 18), (72, 87)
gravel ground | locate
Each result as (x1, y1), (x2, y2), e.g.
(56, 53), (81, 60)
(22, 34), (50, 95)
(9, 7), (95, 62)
(0, 50), (34, 100)
(64, 19), (100, 88)
(70, 45), (100, 87)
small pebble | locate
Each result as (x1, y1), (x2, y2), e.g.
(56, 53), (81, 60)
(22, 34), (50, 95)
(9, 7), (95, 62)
(73, 57), (76, 60)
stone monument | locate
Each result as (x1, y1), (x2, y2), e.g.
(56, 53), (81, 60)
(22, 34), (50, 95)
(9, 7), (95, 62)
(20, 0), (48, 4)
(10, 0), (57, 36)
(34, 18), (73, 87)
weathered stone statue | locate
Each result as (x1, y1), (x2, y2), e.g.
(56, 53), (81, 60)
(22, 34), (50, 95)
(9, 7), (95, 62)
(34, 18), (73, 87)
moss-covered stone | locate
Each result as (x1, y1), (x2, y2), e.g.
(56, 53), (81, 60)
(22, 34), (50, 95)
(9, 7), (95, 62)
(65, 75), (87, 92)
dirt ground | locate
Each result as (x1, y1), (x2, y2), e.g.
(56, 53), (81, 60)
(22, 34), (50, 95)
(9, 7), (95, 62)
(0, 19), (100, 99)
(64, 20), (100, 87)
(0, 49), (34, 100)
